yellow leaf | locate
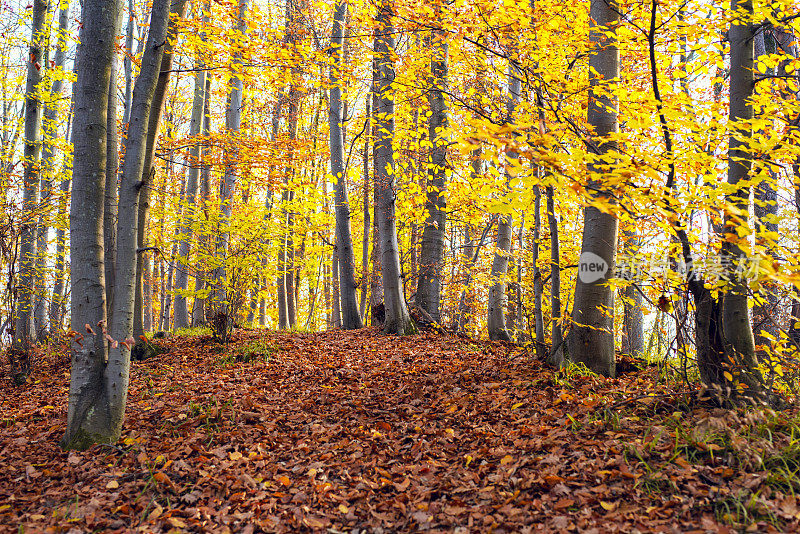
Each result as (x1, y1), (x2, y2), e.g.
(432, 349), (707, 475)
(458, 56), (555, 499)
(723, 371), (733, 382)
(600, 501), (617, 511)
(106, 480), (119, 489)
(500, 454), (514, 465)
(511, 402), (524, 410)
(338, 504), (349, 514)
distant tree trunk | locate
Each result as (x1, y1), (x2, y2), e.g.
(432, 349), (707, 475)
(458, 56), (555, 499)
(360, 102), (371, 320)
(454, 150), (484, 332)
(34, 1), (70, 340)
(569, 0), (620, 376)
(532, 187), (544, 345)
(545, 184), (564, 367)
(374, 0), (414, 335)
(329, 0), (362, 330)
(487, 66), (521, 342)
(212, 0), (248, 337)
(621, 225), (644, 357)
(416, 12), (448, 322)
(191, 75), (212, 326)
(61, 0), (120, 449)
(134, 0), (187, 338)
(49, 176), (70, 333)
(174, 66), (206, 329)
(14, 0), (48, 362)
(752, 30), (780, 353)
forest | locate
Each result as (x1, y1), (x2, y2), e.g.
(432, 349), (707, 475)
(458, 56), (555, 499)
(2, 0), (800, 530)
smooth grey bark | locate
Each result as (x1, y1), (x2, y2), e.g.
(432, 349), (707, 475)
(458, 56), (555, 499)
(752, 31), (780, 352)
(487, 67), (521, 342)
(14, 0), (48, 356)
(122, 0), (134, 127)
(374, 0), (415, 335)
(50, 177), (70, 331)
(329, 0), (362, 330)
(568, 0), (620, 376)
(98, 0), (171, 444)
(104, 4), (124, 323)
(360, 102), (371, 319)
(545, 184), (564, 367)
(621, 226), (644, 357)
(192, 74), (212, 326)
(713, 0), (760, 391)
(532, 187), (544, 344)
(61, 0), (119, 449)
(212, 0), (248, 333)
(416, 18), (448, 323)
(331, 247), (341, 328)
(172, 38), (207, 330)
(369, 73), (384, 326)
(34, 1), (70, 339)
(134, 0), (187, 337)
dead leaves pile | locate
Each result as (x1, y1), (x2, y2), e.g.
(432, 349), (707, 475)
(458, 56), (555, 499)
(1, 328), (799, 533)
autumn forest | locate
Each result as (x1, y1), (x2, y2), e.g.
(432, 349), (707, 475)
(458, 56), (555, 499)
(2, 0), (800, 530)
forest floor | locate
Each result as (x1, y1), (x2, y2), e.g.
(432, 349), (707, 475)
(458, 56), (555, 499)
(2, 327), (800, 533)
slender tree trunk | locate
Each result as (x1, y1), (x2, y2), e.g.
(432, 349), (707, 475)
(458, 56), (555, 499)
(416, 13), (448, 322)
(329, 0), (362, 330)
(212, 0), (249, 338)
(751, 30), (780, 353)
(374, 0), (414, 335)
(545, 185), (564, 366)
(14, 0), (48, 360)
(61, 0), (120, 449)
(532, 186), (544, 345)
(569, 0), (620, 376)
(621, 224), (644, 357)
(487, 66), (521, 342)
(174, 66), (206, 329)
(134, 0), (187, 337)
(34, 1), (70, 340)
(191, 75), (212, 326)
(360, 102), (371, 320)
(710, 0), (760, 394)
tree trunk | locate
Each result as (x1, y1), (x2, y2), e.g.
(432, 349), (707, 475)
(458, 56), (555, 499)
(416, 14), (448, 322)
(360, 102), (371, 320)
(545, 185), (564, 367)
(374, 0), (414, 335)
(211, 0), (249, 339)
(532, 187), (544, 345)
(174, 66), (206, 329)
(14, 0), (48, 361)
(621, 224), (644, 357)
(487, 66), (521, 342)
(569, 0), (620, 376)
(97, 0), (171, 446)
(329, 0), (362, 330)
(34, 1), (70, 340)
(134, 0), (187, 337)
(61, 0), (120, 449)
(191, 74), (212, 326)
(706, 0), (761, 397)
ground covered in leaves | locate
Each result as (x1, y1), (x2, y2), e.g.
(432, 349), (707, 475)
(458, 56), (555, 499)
(2, 328), (800, 533)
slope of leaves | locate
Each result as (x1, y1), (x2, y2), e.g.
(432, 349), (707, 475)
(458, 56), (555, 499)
(1, 329), (799, 533)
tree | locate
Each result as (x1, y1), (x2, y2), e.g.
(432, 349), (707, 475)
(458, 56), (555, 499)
(373, 0), (415, 335)
(12, 0), (48, 377)
(61, 0), (120, 449)
(415, 3), (448, 323)
(329, 0), (362, 330)
(568, 0), (620, 376)
(487, 66), (521, 342)
(62, 0), (171, 449)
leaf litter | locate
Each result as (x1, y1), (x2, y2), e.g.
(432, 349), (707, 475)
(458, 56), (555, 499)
(1, 327), (799, 532)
